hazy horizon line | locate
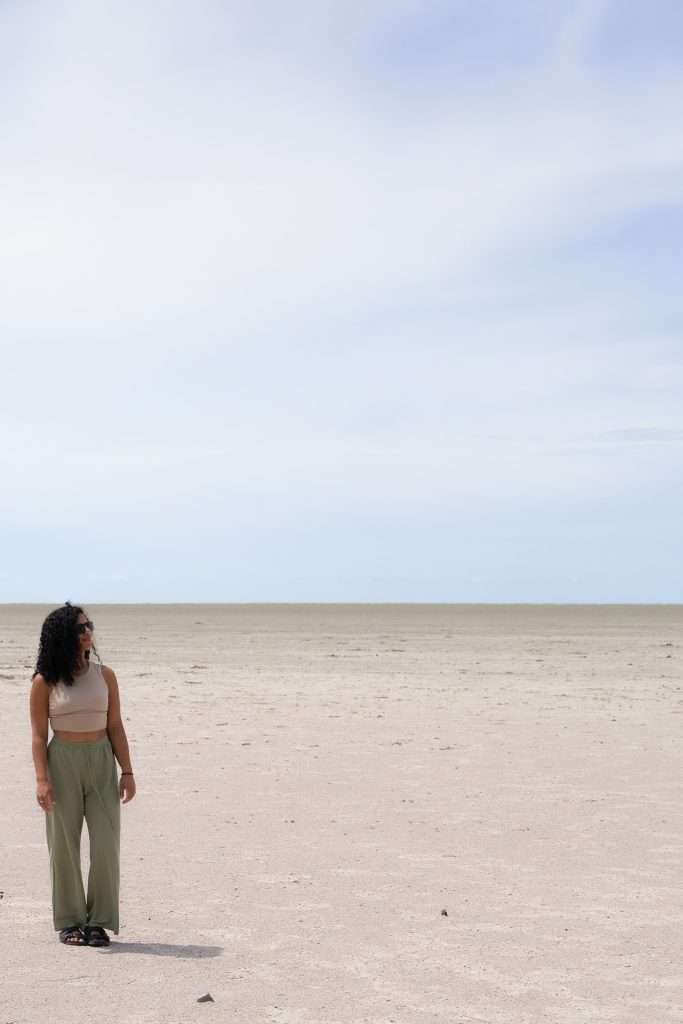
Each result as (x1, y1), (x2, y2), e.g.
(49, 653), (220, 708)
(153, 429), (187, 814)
(2, 601), (682, 608)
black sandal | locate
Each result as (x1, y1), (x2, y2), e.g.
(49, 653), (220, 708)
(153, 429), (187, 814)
(59, 926), (87, 945)
(84, 925), (110, 946)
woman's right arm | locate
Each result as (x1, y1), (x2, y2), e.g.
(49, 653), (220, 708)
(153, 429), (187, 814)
(29, 676), (56, 812)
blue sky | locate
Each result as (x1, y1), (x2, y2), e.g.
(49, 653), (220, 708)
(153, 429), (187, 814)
(1, 1), (682, 602)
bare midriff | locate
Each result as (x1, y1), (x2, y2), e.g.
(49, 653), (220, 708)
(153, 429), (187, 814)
(53, 728), (108, 742)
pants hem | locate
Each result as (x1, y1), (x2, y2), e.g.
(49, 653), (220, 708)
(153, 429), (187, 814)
(86, 920), (120, 934)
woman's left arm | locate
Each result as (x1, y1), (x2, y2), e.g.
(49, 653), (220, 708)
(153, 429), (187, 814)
(103, 666), (137, 804)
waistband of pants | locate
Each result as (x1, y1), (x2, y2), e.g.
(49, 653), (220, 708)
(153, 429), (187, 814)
(49, 735), (111, 749)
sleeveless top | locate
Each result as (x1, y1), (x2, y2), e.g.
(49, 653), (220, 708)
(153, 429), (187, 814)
(48, 660), (109, 732)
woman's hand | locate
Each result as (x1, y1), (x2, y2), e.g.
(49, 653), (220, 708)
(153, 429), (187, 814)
(119, 774), (136, 803)
(36, 779), (56, 813)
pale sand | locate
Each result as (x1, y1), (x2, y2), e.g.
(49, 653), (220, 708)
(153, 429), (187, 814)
(1, 603), (681, 1024)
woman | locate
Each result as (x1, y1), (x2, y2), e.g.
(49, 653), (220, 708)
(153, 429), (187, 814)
(29, 602), (136, 946)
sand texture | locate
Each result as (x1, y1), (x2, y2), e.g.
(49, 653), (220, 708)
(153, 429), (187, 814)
(1, 603), (682, 1024)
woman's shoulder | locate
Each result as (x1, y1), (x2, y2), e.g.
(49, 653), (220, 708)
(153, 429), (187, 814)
(30, 673), (54, 708)
(99, 664), (118, 684)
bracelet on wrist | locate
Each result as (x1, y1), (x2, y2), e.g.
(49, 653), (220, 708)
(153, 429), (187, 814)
(121, 771), (134, 776)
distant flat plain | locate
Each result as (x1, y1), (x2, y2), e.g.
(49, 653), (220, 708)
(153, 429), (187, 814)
(2, 604), (681, 1024)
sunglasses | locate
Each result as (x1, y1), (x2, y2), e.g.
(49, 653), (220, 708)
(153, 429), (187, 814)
(76, 620), (94, 634)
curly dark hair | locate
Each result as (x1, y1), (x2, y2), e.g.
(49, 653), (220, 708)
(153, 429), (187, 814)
(32, 602), (101, 686)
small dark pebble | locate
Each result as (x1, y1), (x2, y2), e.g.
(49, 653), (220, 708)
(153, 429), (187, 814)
(197, 993), (214, 1003)
(441, 909), (448, 916)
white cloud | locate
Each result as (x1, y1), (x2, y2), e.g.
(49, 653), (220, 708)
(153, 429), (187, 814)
(2, 2), (682, 355)
(0, 2), (682, 599)
(552, 0), (611, 75)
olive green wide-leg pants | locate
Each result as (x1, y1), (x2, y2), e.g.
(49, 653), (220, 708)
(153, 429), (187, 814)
(45, 736), (120, 933)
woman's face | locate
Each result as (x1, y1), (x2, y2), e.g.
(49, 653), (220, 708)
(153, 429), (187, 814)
(76, 612), (94, 656)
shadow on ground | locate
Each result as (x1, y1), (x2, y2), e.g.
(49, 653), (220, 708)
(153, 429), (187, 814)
(99, 942), (223, 958)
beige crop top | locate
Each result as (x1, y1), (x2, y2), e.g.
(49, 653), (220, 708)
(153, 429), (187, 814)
(48, 660), (109, 732)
